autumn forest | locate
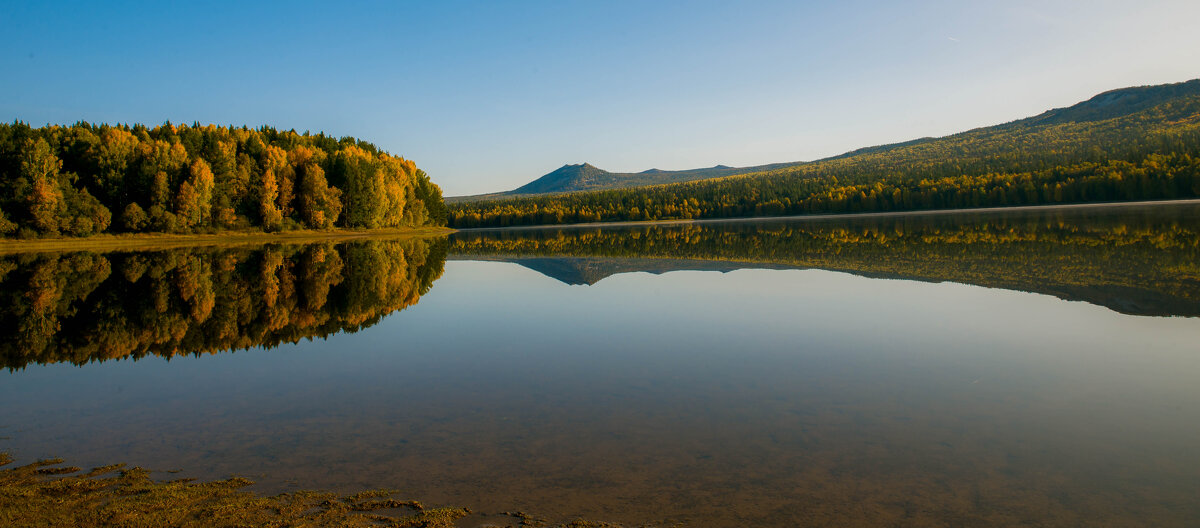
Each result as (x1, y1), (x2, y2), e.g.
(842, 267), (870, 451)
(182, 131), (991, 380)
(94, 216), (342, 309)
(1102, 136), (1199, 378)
(0, 122), (447, 238)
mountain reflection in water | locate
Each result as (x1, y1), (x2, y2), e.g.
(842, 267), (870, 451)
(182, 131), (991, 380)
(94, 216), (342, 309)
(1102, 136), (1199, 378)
(451, 202), (1200, 317)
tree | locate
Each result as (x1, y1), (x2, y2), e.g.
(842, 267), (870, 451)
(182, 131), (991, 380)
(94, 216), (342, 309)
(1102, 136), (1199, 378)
(259, 169), (284, 231)
(61, 185), (111, 236)
(0, 206), (16, 235)
(20, 138), (65, 233)
(297, 163), (341, 229)
(92, 127), (139, 207)
(414, 169), (445, 226)
(334, 145), (384, 228)
(122, 202), (149, 231)
(176, 158), (215, 230)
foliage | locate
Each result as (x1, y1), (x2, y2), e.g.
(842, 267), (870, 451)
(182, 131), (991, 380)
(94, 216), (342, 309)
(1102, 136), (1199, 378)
(449, 81), (1200, 227)
(0, 122), (446, 238)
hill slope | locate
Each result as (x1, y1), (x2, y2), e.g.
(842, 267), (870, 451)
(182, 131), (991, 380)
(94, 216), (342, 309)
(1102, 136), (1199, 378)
(1019, 80), (1200, 125)
(449, 79), (1200, 228)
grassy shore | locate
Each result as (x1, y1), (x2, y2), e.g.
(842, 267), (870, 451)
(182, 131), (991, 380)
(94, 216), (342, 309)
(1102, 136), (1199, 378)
(0, 226), (454, 255)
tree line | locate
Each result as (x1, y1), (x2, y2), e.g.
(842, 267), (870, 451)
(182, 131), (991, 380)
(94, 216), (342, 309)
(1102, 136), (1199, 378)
(0, 122), (447, 238)
(449, 93), (1200, 227)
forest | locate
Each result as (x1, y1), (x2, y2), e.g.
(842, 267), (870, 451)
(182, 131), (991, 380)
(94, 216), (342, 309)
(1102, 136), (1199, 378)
(0, 122), (447, 238)
(450, 204), (1200, 317)
(0, 237), (446, 369)
(449, 84), (1200, 228)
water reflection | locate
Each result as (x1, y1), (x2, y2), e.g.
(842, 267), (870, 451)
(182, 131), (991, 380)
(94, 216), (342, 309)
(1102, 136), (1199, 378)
(2, 204), (1199, 527)
(0, 237), (447, 369)
(451, 203), (1200, 316)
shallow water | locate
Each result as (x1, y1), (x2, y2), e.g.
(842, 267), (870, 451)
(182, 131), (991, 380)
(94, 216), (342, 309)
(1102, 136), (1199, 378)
(3, 203), (1200, 527)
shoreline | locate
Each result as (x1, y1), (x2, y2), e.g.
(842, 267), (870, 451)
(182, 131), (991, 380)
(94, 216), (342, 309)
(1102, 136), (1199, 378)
(454, 198), (1200, 232)
(0, 226), (455, 254)
(0, 453), (620, 528)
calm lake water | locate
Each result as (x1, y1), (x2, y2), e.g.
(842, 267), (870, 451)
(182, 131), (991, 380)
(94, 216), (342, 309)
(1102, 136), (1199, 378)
(3, 202), (1200, 527)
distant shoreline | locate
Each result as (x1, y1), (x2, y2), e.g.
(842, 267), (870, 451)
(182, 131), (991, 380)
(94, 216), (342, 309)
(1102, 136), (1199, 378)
(455, 198), (1200, 232)
(0, 226), (455, 254)
(4, 198), (1197, 253)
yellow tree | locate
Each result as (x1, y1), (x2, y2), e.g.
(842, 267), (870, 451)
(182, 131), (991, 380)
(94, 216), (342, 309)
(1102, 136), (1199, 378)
(259, 145), (289, 228)
(297, 163), (341, 229)
(177, 159), (215, 229)
(259, 168), (284, 231)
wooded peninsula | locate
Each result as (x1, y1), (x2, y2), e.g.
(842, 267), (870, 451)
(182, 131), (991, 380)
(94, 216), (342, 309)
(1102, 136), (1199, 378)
(0, 122), (447, 238)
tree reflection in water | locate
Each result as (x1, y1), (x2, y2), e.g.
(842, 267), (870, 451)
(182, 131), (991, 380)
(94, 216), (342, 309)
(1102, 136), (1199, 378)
(0, 237), (447, 369)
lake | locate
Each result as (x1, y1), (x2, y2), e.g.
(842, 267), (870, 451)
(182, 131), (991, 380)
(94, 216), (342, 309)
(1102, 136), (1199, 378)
(3, 202), (1200, 527)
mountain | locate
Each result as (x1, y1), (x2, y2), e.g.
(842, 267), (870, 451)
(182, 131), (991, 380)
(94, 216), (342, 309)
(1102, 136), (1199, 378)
(449, 78), (1200, 227)
(451, 80), (1200, 204)
(447, 161), (804, 202)
(511, 163), (612, 194)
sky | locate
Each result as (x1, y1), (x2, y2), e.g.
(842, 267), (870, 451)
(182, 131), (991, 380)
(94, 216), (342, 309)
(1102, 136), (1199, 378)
(2, 1), (1199, 196)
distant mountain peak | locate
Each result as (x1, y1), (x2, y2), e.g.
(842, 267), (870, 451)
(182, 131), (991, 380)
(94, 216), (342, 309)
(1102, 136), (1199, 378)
(511, 162), (612, 194)
(498, 160), (805, 196)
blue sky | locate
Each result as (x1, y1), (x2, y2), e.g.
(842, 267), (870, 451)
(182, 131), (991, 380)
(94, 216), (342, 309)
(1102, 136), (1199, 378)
(2, 1), (1198, 196)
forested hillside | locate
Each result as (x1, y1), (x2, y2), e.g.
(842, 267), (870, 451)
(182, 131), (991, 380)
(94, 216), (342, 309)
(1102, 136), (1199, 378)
(449, 80), (1200, 228)
(0, 122), (446, 238)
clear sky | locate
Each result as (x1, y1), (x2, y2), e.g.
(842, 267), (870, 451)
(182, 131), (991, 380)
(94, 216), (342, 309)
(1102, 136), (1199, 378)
(2, 1), (1198, 196)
